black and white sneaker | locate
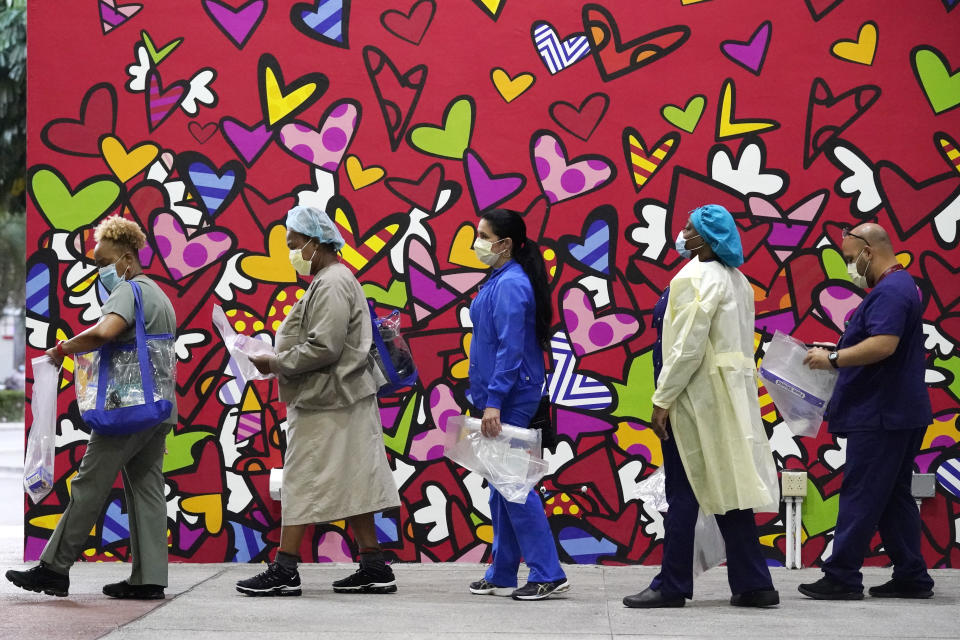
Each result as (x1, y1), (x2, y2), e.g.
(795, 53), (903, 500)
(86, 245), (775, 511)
(332, 564), (397, 594)
(236, 562), (302, 597)
(469, 578), (513, 596)
(511, 579), (571, 601)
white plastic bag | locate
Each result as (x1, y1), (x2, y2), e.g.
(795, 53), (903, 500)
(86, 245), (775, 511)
(443, 415), (548, 503)
(212, 305), (275, 381)
(758, 330), (839, 437)
(24, 356), (58, 503)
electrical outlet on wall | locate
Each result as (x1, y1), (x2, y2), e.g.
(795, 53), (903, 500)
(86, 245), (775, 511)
(781, 471), (808, 497)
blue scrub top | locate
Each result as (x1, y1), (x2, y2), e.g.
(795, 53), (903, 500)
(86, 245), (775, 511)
(652, 286), (670, 384)
(468, 260), (545, 413)
(826, 270), (932, 434)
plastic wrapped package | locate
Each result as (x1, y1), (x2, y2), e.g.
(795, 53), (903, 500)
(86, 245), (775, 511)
(74, 336), (177, 413)
(24, 356), (58, 503)
(758, 331), (839, 437)
(443, 416), (548, 503)
(212, 304), (275, 381)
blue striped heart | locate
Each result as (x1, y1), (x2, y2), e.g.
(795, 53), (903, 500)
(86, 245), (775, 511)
(101, 499), (130, 545)
(229, 520), (267, 562)
(547, 333), (612, 409)
(557, 525), (618, 564)
(567, 217), (611, 275)
(188, 162), (238, 216)
(26, 262), (51, 318)
(936, 458), (960, 499)
(292, 0), (349, 48)
(375, 512), (399, 544)
(532, 21), (591, 75)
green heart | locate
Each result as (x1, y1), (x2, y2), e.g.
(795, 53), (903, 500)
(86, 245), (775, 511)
(912, 47), (960, 115)
(163, 430), (213, 474)
(382, 391), (417, 455)
(661, 95), (706, 133)
(820, 247), (850, 282)
(611, 351), (655, 421)
(408, 97), (474, 159)
(932, 356), (960, 403)
(801, 477), (840, 537)
(30, 169), (121, 232)
(142, 30), (183, 66)
(363, 280), (408, 308)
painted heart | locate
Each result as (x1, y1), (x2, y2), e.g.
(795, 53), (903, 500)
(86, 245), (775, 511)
(152, 211), (235, 280)
(290, 0), (349, 48)
(99, 135), (158, 183)
(145, 70), (187, 131)
(201, 0), (266, 49)
(141, 30), (183, 65)
(99, 0), (142, 34)
(380, 0), (435, 45)
(560, 206), (616, 276)
(327, 196), (402, 277)
(801, 478), (839, 537)
(240, 223), (297, 283)
(408, 95), (474, 159)
(803, 78), (881, 168)
(817, 283), (864, 331)
(385, 162), (443, 212)
(747, 191), (827, 262)
(661, 95), (706, 133)
(549, 92), (609, 142)
(562, 284), (639, 356)
(175, 151), (246, 218)
(279, 100), (359, 170)
(463, 149), (525, 212)
(471, 0), (505, 20)
(220, 118), (273, 167)
(345, 155), (385, 190)
(180, 494), (223, 534)
(936, 132), (960, 176)
(125, 181), (169, 227)
(876, 161), (960, 238)
(363, 46), (428, 151)
(362, 280), (407, 308)
(531, 130), (615, 204)
(717, 78), (780, 140)
(920, 253), (960, 311)
(911, 46), (960, 115)
(187, 121), (218, 144)
(490, 68), (535, 103)
(622, 129), (679, 191)
(258, 53), (329, 127)
(41, 83), (117, 157)
(448, 222), (489, 269)
(29, 167), (121, 232)
(548, 333), (613, 410)
(405, 237), (485, 324)
(240, 186), (296, 233)
(720, 21), (772, 75)
(582, 5), (690, 81)
(557, 525), (617, 564)
(531, 20), (591, 75)
(831, 21), (877, 66)
(804, 0), (845, 21)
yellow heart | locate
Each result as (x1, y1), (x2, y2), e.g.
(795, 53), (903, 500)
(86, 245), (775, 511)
(264, 65), (319, 126)
(180, 494), (223, 534)
(491, 68), (535, 103)
(717, 78), (778, 139)
(450, 333), (472, 380)
(99, 135), (159, 183)
(241, 224), (297, 283)
(476, 0), (504, 16)
(448, 223), (490, 269)
(345, 155), (385, 189)
(831, 22), (877, 66)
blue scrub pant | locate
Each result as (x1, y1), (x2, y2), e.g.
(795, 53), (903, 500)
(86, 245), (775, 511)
(823, 429), (933, 590)
(484, 402), (566, 587)
(649, 428), (774, 599)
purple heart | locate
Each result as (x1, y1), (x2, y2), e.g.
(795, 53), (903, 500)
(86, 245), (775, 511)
(202, 0), (266, 49)
(463, 149), (525, 211)
(221, 117), (273, 166)
(720, 21), (771, 75)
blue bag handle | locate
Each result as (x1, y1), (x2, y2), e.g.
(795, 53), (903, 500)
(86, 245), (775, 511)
(94, 281), (156, 411)
(367, 300), (418, 395)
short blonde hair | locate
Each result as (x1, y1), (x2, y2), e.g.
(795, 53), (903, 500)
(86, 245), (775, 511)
(94, 215), (147, 251)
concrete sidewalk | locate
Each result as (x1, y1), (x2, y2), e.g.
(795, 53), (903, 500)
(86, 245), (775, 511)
(0, 563), (956, 640)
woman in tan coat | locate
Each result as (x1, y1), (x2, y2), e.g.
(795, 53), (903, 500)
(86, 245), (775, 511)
(236, 206), (399, 597)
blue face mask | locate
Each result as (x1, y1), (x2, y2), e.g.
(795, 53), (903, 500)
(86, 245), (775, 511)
(675, 231), (703, 259)
(98, 257), (126, 292)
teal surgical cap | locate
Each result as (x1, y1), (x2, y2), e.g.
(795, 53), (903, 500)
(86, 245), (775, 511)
(690, 204), (744, 268)
(286, 205), (345, 251)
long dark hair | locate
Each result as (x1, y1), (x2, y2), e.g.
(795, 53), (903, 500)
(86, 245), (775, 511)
(481, 209), (553, 349)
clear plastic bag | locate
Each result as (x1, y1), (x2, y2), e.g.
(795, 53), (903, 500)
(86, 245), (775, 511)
(24, 356), (58, 503)
(443, 415), (548, 503)
(74, 336), (177, 413)
(212, 305), (275, 381)
(758, 330), (839, 437)
(370, 308), (416, 387)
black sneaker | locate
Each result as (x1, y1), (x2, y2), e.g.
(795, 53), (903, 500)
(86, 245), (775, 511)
(511, 578), (571, 601)
(332, 564), (397, 593)
(798, 576), (863, 600)
(103, 580), (165, 600)
(5, 562), (69, 597)
(236, 562), (302, 597)
(469, 578), (512, 596)
(868, 579), (934, 599)
(730, 588), (780, 607)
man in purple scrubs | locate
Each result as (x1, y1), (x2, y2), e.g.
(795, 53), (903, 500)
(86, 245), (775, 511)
(799, 223), (934, 600)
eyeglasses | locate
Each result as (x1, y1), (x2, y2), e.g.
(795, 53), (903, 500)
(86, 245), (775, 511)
(841, 226), (870, 246)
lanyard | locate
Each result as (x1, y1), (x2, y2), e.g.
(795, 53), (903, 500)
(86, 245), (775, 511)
(876, 263), (904, 284)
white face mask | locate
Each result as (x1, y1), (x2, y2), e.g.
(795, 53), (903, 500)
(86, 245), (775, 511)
(675, 231), (703, 260)
(473, 237), (507, 267)
(98, 256), (126, 292)
(847, 248), (870, 288)
(289, 239), (315, 276)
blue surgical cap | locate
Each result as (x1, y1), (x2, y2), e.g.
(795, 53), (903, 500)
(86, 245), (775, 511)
(690, 204), (744, 268)
(285, 205), (345, 251)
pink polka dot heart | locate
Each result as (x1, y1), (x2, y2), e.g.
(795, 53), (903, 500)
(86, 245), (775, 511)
(279, 100), (359, 171)
(153, 211), (235, 280)
(562, 284), (640, 356)
(532, 131), (615, 203)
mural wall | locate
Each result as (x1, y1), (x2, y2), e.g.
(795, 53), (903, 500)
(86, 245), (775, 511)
(25, 0), (960, 567)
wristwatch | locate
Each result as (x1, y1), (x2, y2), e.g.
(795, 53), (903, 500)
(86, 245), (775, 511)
(828, 351), (839, 369)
